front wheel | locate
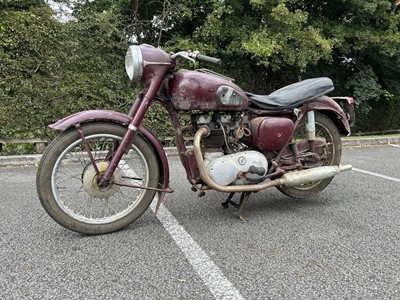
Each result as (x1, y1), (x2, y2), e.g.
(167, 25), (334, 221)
(36, 122), (160, 234)
(276, 113), (341, 199)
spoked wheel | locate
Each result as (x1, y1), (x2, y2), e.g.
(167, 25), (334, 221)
(36, 122), (160, 234)
(276, 113), (341, 198)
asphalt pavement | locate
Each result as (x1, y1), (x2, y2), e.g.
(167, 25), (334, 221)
(0, 138), (400, 299)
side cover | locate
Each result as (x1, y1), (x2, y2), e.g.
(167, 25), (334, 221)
(251, 117), (295, 151)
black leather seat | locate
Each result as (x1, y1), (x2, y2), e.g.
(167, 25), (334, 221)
(247, 77), (334, 110)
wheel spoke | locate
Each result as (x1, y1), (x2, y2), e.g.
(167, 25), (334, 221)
(37, 123), (159, 234)
(50, 133), (150, 224)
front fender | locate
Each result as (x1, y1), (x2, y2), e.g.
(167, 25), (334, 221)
(50, 110), (171, 203)
(308, 96), (351, 135)
(49, 110), (132, 130)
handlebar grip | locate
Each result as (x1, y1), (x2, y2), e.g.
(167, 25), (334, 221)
(196, 54), (222, 65)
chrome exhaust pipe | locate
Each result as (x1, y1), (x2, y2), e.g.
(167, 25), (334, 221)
(193, 127), (352, 193)
(281, 164), (352, 187)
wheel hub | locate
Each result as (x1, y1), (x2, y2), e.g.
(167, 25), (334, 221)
(82, 161), (122, 198)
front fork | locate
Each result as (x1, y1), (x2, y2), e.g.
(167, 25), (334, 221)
(98, 126), (138, 187)
(95, 92), (150, 187)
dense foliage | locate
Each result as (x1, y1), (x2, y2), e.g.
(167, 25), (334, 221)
(1, 0), (399, 141)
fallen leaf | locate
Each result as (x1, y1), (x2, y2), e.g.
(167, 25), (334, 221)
(307, 258), (325, 269)
(178, 278), (187, 283)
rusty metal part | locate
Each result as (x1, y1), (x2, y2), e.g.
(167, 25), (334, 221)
(193, 127), (352, 193)
(281, 164), (352, 186)
(236, 192), (252, 221)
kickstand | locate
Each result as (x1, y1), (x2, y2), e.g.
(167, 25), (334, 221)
(236, 192), (252, 222)
(222, 191), (252, 222)
(221, 192), (238, 208)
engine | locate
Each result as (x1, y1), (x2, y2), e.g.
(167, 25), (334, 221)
(204, 151), (268, 186)
(193, 112), (268, 186)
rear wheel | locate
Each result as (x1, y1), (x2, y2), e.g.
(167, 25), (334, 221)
(276, 113), (341, 198)
(36, 122), (160, 234)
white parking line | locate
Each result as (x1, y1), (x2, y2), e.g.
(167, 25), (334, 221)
(352, 167), (400, 183)
(150, 200), (245, 300)
(389, 144), (400, 148)
(125, 165), (243, 298)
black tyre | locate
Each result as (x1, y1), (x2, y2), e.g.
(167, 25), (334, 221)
(276, 113), (341, 198)
(36, 122), (160, 234)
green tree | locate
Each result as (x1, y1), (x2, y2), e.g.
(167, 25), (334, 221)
(119, 0), (399, 132)
(0, 1), (63, 137)
(0, 0), (136, 139)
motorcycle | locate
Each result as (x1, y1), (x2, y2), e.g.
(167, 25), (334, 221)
(36, 44), (355, 234)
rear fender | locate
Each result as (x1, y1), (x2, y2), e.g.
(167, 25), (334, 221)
(50, 110), (171, 203)
(308, 96), (351, 135)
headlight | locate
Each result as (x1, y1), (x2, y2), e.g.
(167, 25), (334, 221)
(125, 45), (143, 81)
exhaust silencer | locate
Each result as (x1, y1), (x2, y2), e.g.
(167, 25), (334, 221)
(281, 165), (352, 187)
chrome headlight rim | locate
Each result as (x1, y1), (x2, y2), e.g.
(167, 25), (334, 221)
(125, 45), (143, 81)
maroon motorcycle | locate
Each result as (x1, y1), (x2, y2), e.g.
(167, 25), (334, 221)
(36, 44), (355, 234)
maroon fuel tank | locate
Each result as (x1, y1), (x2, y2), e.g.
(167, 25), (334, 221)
(168, 70), (249, 111)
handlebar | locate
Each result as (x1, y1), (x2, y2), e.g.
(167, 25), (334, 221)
(171, 51), (222, 65)
(195, 54), (222, 65)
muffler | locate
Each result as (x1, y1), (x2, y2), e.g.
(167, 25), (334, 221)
(193, 127), (352, 193)
(281, 164), (352, 187)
